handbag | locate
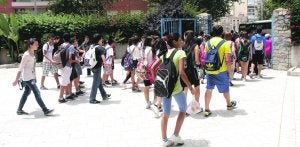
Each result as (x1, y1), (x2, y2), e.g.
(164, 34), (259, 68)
(186, 96), (202, 115)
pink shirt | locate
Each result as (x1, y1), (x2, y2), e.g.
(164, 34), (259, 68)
(19, 51), (36, 81)
(265, 39), (272, 55)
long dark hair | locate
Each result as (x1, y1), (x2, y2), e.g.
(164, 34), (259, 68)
(155, 38), (168, 58)
(183, 30), (196, 52)
(167, 32), (181, 48)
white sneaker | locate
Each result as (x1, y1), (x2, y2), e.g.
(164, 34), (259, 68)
(122, 83), (127, 90)
(145, 101), (151, 109)
(170, 134), (184, 145)
(162, 139), (173, 147)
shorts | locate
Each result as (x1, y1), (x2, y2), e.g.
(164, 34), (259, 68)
(59, 66), (72, 86)
(180, 68), (200, 87)
(42, 62), (58, 76)
(206, 71), (229, 93)
(253, 50), (264, 65)
(265, 54), (271, 60)
(74, 63), (82, 75)
(126, 60), (138, 71)
(162, 91), (187, 115)
(70, 66), (78, 81)
(143, 80), (152, 86)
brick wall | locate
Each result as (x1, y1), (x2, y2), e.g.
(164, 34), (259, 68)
(108, 0), (148, 13)
(0, 0), (14, 14)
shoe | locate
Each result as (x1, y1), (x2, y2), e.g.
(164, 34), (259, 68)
(44, 109), (54, 116)
(132, 87), (141, 92)
(242, 78), (246, 82)
(40, 86), (48, 90)
(58, 98), (67, 103)
(229, 81), (234, 86)
(57, 85), (60, 89)
(258, 75), (263, 79)
(162, 139), (174, 147)
(90, 100), (101, 104)
(79, 85), (85, 89)
(204, 109), (212, 117)
(170, 134), (184, 145)
(227, 100), (237, 110)
(103, 94), (111, 100)
(122, 83), (127, 89)
(104, 81), (111, 85)
(65, 95), (75, 100)
(249, 73), (254, 79)
(17, 110), (29, 115)
(76, 90), (85, 96)
(79, 81), (85, 84)
(145, 101), (151, 109)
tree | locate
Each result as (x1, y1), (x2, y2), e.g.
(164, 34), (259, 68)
(49, 0), (115, 15)
(0, 0), (6, 6)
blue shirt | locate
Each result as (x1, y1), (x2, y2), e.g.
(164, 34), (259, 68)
(250, 34), (266, 54)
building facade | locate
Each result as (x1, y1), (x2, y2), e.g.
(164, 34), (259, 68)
(0, 0), (50, 14)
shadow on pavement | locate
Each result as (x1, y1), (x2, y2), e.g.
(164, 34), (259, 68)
(23, 110), (60, 119)
(187, 109), (247, 119)
(231, 83), (245, 88)
(261, 76), (275, 80)
(183, 139), (211, 147)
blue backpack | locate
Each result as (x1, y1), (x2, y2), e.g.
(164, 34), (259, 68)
(204, 40), (226, 71)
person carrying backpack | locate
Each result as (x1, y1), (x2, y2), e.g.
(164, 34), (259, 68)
(250, 28), (266, 78)
(238, 37), (251, 81)
(203, 25), (237, 117)
(151, 33), (195, 147)
(181, 30), (201, 108)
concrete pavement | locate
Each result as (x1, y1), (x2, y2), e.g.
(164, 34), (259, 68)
(0, 64), (299, 147)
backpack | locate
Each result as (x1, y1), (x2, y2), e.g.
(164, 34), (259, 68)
(84, 45), (98, 69)
(199, 41), (206, 65)
(154, 49), (178, 98)
(204, 40), (226, 71)
(123, 47), (135, 69)
(183, 44), (197, 71)
(238, 41), (250, 62)
(53, 44), (71, 69)
(254, 34), (264, 51)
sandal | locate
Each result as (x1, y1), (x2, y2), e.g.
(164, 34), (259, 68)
(132, 86), (141, 92)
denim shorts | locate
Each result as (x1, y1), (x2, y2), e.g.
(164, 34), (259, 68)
(162, 91), (187, 115)
(206, 71), (229, 93)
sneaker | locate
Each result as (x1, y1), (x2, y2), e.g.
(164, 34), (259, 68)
(102, 94), (111, 100)
(90, 99), (101, 104)
(40, 86), (48, 90)
(65, 95), (75, 100)
(79, 81), (85, 84)
(76, 90), (85, 96)
(44, 109), (54, 116)
(79, 85), (85, 89)
(204, 109), (212, 117)
(104, 81), (111, 85)
(242, 78), (246, 82)
(229, 81), (234, 86)
(258, 74), (263, 79)
(57, 85), (60, 89)
(170, 134), (184, 145)
(162, 139), (174, 147)
(111, 80), (118, 85)
(249, 73), (254, 79)
(122, 83), (127, 89)
(17, 110), (29, 115)
(145, 101), (151, 109)
(227, 100), (237, 110)
(58, 98), (67, 103)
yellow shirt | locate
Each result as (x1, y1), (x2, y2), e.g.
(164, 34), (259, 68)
(160, 48), (186, 96)
(204, 37), (231, 74)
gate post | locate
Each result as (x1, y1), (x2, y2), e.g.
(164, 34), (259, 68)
(272, 8), (291, 70)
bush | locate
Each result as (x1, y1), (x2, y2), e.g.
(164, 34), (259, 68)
(16, 13), (145, 43)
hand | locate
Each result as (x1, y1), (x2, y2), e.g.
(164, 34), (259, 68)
(12, 80), (18, 86)
(188, 86), (195, 95)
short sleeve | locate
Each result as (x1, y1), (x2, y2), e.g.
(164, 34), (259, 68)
(204, 42), (208, 53)
(19, 53), (29, 71)
(223, 42), (231, 54)
(177, 49), (186, 60)
(42, 43), (48, 52)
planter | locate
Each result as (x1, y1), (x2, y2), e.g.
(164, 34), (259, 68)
(0, 49), (12, 64)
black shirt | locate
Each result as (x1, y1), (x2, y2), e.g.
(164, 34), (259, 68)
(94, 45), (106, 68)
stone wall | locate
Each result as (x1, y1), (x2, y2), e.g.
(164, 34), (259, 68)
(272, 8), (292, 70)
(291, 45), (300, 67)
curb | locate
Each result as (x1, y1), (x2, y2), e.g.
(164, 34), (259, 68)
(287, 67), (300, 76)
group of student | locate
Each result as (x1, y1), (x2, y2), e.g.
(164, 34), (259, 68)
(12, 24), (271, 146)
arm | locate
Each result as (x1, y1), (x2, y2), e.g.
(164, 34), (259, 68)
(250, 43), (253, 61)
(151, 59), (162, 80)
(225, 53), (232, 76)
(194, 45), (200, 65)
(178, 57), (195, 95)
(13, 55), (27, 86)
(101, 55), (106, 65)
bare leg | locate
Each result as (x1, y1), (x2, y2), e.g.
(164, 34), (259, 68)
(41, 76), (46, 87)
(161, 114), (169, 139)
(54, 73), (59, 86)
(194, 86), (200, 102)
(144, 86), (150, 102)
(258, 64), (263, 76)
(205, 89), (213, 110)
(173, 112), (185, 135)
(223, 92), (231, 106)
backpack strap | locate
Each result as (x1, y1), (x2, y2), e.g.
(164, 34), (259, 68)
(163, 49), (178, 60)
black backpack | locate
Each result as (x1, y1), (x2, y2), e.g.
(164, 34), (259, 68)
(238, 41), (250, 62)
(154, 49), (178, 98)
(183, 44), (197, 71)
(204, 40), (225, 71)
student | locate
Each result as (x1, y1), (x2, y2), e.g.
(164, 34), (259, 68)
(12, 38), (54, 116)
(203, 25), (237, 117)
(40, 33), (60, 90)
(89, 33), (111, 104)
(151, 33), (195, 147)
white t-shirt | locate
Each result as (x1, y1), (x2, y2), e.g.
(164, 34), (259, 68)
(127, 45), (142, 60)
(105, 44), (114, 64)
(19, 51), (36, 81)
(42, 42), (54, 62)
(144, 46), (154, 66)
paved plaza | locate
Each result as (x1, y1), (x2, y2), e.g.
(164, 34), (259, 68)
(0, 62), (299, 147)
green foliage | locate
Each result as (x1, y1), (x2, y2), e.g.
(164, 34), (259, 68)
(49, 0), (116, 15)
(0, 0), (6, 6)
(16, 13), (144, 43)
(0, 14), (19, 61)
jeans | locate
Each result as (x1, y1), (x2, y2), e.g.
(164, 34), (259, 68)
(162, 91), (187, 115)
(89, 67), (107, 100)
(18, 79), (47, 112)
